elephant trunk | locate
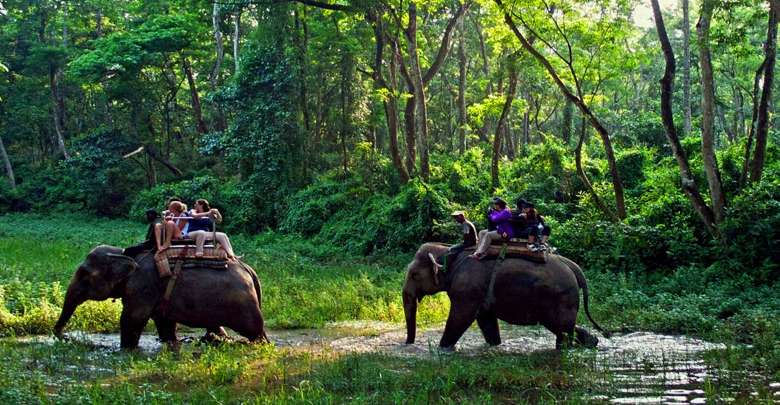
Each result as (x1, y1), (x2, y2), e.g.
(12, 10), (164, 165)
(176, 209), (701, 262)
(54, 285), (85, 338)
(403, 289), (417, 344)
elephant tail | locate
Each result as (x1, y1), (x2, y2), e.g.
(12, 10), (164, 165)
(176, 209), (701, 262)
(236, 260), (269, 342)
(557, 255), (612, 338)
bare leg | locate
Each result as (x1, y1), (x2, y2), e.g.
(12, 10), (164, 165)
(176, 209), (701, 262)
(161, 221), (178, 250)
(216, 232), (236, 258)
(154, 223), (164, 251)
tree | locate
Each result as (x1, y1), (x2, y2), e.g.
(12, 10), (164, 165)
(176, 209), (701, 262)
(697, 0), (727, 223)
(494, 0), (627, 220)
(491, 56), (517, 190)
(681, 0), (692, 137)
(651, 0), (717, 235)
(387, 0), (472, 180)
(368, 9), (409, 182)
(749, 0), (778, 182)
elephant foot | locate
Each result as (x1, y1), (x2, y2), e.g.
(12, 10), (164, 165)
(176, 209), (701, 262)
(438, 345), (456, 354)
(575, 327), (599, 348)
(201, 331), (231, 345)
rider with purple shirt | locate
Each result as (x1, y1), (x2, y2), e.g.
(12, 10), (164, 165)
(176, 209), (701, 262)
(469, 197), (514, 260)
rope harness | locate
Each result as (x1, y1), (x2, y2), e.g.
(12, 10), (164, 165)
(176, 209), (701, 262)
(482, 243), (507, 311)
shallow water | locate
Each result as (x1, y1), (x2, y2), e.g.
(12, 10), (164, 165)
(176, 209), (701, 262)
(15, 323), (779, 403)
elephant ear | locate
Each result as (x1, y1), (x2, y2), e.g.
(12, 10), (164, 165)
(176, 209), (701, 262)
(105, 253), (138, 281)
(427, 253), (441, 286)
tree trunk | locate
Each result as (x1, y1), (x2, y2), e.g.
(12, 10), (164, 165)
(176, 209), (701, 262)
(368, 12), (409, 182)
(522, 93), (531, 146)
(210, 2), (227, 131)
(474, 17), (492, 94)
(233, 10), (241, 73)
(742, 59), (766, 186)
(211, 3), (224, 85)
(505, 119), (516, 160)
(749, 0), (778, 183)
(717, 103), (735, 143)
(734, 85), (744, 138)
(497, 0), (626, 219)
(0, 134), (15, 189)
(576, 116), (619, 221)
(295, 8), (310, 132)
(389, 0), (472, 178)
(404, 94), (417, 176)
(492, 63), (517, 190)
(562, 99), (573, 144)
(49, 66), (69, 159)
(457, 17), (467, 154)
(95, 9), (103, 37)
(406, 2), (430, 180)
(652, 0), (718, 234)
(144, 143), (182, 177)
(681, 0), (692, 137)
(697, 0), (727, 222)
(183, 58), (208, 134)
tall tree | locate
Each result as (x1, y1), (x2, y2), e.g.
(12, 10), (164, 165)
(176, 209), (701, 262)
(697, 0), (727, 223)
(368, 10), (409, 182)
(681, 0), (692, 137)
(233, 9), (241, 73)
(491, 58), (517, 190)
(749, 0), (778, 182)
(210, 2), (227, 131)
(457, 16), (467, 154)
(390, 0), (472, 180)
(652, 0), (717, 234)
(183, 57), (208, 134)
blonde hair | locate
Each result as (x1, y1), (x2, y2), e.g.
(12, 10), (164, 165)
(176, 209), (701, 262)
(169, 201), (186, 213)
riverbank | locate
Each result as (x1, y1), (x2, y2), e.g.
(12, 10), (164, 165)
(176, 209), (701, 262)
(0, 213), (778, 402)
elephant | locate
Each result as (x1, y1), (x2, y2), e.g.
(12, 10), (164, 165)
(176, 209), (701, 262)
(54, 245), (268, 349)
(402, 243), (608, 350)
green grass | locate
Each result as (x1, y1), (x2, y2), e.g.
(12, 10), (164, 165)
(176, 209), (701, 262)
(0, 213), (777, 403)
(0, 338), (609, 404)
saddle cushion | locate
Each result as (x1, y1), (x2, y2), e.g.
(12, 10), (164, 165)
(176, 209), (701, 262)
(467, 242), (546, 263)
(160, 245), (229, 269)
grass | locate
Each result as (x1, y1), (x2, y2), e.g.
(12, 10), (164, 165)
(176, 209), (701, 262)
(0, 213), (778, 403)
(0, 338), (609, 404)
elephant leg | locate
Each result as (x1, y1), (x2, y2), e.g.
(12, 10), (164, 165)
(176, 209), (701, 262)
(575, 326), (599, 348)
(120, 309), (150, 349)
(476, 311), (501, 346)
(439, 301), (479, 349)
(154, 316), (178, 343)
(554, 330), (574, 350)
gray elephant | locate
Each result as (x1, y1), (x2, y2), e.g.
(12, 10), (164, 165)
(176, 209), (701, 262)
(403, 243), (608, 350)
(54, 245), (268, 349)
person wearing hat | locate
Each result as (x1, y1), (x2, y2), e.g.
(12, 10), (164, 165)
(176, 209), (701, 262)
(449, 210), (478, 254)
(469, 197), (514, 260)
(519, 201), (545, 251)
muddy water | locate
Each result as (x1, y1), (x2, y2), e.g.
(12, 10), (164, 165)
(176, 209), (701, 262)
(20, 323), (779, 403)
